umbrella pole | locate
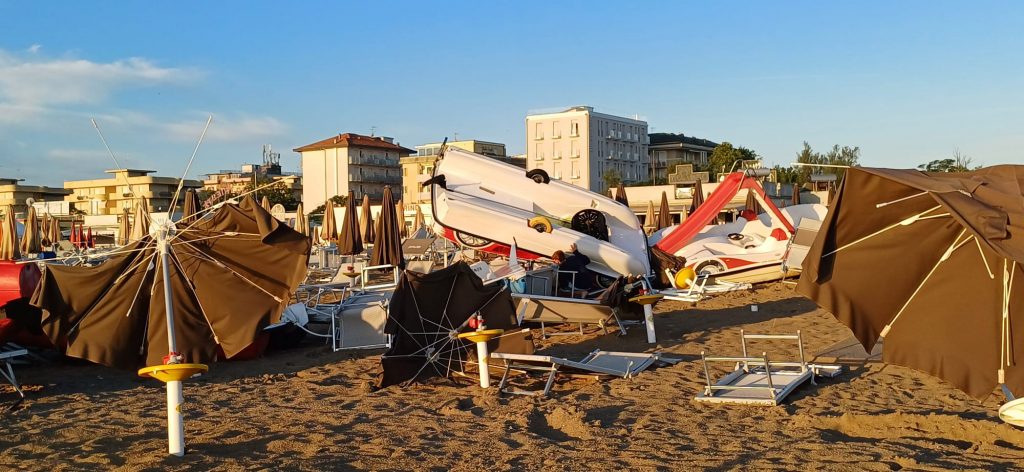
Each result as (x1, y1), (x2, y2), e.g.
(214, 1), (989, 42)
(158, 225), (185, 457)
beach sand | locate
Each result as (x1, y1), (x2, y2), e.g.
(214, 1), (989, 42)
(3, 284), (1023, 470)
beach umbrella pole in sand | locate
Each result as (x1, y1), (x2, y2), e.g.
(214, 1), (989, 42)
(137, 221), (208, 457)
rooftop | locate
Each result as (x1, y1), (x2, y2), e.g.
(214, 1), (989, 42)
(293, 133), (415, 154)
(648, 133), (719, 149)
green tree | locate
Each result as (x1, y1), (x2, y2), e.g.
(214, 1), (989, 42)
(918, 149), (978, 172)
(708, 142), (759, 176)
(602, 168), (622, 190)
(310, 194), (349, 216)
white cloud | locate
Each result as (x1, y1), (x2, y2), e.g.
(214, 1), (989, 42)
(160, 114), (289, 143)
(27, 44), (41, 54)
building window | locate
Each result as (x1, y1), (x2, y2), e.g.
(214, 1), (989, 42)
(570, 140), (579, 158)
(570, 120), (579, 137)
(534, 123), (544, 140)
(571, 161), (579, 179)
(552, 122), (561, 139)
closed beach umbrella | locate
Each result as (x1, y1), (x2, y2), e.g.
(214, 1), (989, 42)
(370, 186), (404, 269)
(321, 200), (337, 243)
(615, 182), (629, 206)
(50, 215), (62, 245)
(295, 203), (308, 236)
(744, 189), (764, 216)
(118, 208), (132, 246)
(657, 191), (672, 229)
(645, 200), (656, 231)
(0, 205), (21, 260)
(798, 166), (1024, 401)
(182, 190), (199, 225)
(40, 213), (51, 247)
(20, 206), (41, 254)
(361, 194), (375, 245)
(413, 204), (425, 234)
(396, 200), (407, 238)
(690, 179), (705, 215)
(261, 196), (272, 212)
(338, 191), (363, 256)
(792, 183), (801, 206)
(130, 200), (151, 242)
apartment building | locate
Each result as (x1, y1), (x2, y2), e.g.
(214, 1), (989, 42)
(64, 169), (202, 215)
(0, 178), (71, 216)
(294, 133), (413, 210)
(203, 146), (301, 202)
(525, 106), (648, 193)
(648, 133), (719, 184)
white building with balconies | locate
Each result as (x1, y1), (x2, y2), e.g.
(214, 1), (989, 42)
(294, 133), (413, 211)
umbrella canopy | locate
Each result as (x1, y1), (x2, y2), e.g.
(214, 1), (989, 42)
(827, 182), (837, 207)
(34, 195), (311, 369)
(321, 200), (337, 243)
(295, 203), (308, 236)
(615, 182), (629, 206)
(396, 200), (407, 239)
(261, 196), (272, 212)
(656, 191), (672, 229)
(413, 204), (425, 234)
(338, 191), (364, 256)
(645, 200), (656, 231)
(744, 189), (764, 216)
(0, 205), (21, 260)
(791, 183), (801, 206)
(130, 200), (151, 242)
(40, 213), (51, 247)
(20, 206), (41, 254)
(118, 208), (132, 246)
(49, 215), (61, 246)
(181, 190), (200, 225)
(797, 166), (1024, 399)
(360, 194), (375, 244)
(690, 179), (706, 215)
(370, 186), (403, 268)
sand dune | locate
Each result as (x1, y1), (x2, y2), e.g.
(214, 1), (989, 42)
(2, 285), (1021, 470)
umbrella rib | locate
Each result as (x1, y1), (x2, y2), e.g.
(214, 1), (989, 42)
(875, 191), (928, 208)
(975, 237), (995, 279)
(1000, 259), (1016, 384)
(880, 227), (968, 338)
(823, 205), (942, 259)
(166, 248), (222, 345)
(173, 243), (283, 303)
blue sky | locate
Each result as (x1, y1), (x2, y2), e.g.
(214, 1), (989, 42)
(1, 1), (1021, 186)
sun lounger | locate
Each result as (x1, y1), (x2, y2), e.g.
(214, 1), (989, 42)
(512, 294), (624, 338)
(780, 218), (822, 283)
(659, 269), (752, 302)
(492, 350), (659, 396)
(402, 238), (436, 261)
(694, 330), (843, 406)
(332, 291), (390, 350)
(1, 346), (28, 406)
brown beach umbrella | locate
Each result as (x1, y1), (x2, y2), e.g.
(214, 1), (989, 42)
(645, 200), (656, 231)
(295, 203), (308, 236)
(130, 199), (151, 242)
(656, 191), (672, 229)
(40, 213), (51, 247)
(827, 182), (837, 207)
(370, 186), (404, 269)
(396, 199), (407, 238)
(413, 204), (425, 234)
(361, 194), (375, 244)
(797, 166), (1024, 400)
(791, 183), (801, 206)
(311, 227), (322, 246)
(118, 208), (132, 246)
(321, 199), (337, 243)
(615, 182), (629, 206)
(20, 206), (41, 254)
(181, 189), (199, 225)
(34, 195), (311, 369)
(690, 179), (706, 215)
(50, 215), (62, 245)
(0, 205), (21, 260)
(744, 189), (764, 216)
(261, 196), (272, 212)
(338, 191), (363, 256)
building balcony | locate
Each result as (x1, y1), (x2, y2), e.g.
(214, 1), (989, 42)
(350, 174), (400, 184)
(349, 156), (399, 167)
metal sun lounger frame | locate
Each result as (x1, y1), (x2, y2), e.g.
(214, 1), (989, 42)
(492, 350), (658, 396)
(513, 294), (625, 339)
(296, 264), (401, 351)
(1, 346), (29, 406)
(695, 330), (843, 406)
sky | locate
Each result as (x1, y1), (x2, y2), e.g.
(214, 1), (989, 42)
(0, 1), (1021, 186)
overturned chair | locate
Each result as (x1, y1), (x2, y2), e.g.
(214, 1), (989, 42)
(695, 330), (843, 406)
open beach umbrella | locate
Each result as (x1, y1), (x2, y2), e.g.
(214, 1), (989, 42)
(361, 194), (375, 245)
(396, 200), (407, 238)
(295, 203), (308, 236)
(20, 206), (41, 254)
(181, 190), (199, 225)
(0, 205), (20, 260)
(338, 191), (363, 256)
(370, 186), (404, 269)
(413, 204), (425, 234)
(797, 166), (1024, 401)
(615, 182), (629, 206)
(130, 200), (151, 243)
(656, 191), (672, 229)
(690, 179), (706, 215)
(645, 200), (656, 231)
(744, 189), (764, 216)
(321, 200), (337, 243)
(261, 196), (272, 212)
(118, 208), (131, 246)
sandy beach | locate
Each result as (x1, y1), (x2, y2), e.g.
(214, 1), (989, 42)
(3, 284), (1022, 471)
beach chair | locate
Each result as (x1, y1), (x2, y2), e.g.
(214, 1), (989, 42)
(402, 237), (436, 261)
(512, 294), (624, 338)
(659, 268), (752, 302)
(694, 330), (843, 406)
(492, 350), (659, 396)
(780, 219), (822, 284)
(1, 345), (28, 406)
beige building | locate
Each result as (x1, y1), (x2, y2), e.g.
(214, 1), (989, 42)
(64, 169), (202, 215)
(294, 133), (413, 211)
(203, 147), (302, 203)
(648, 133), (718, 184)
(400, 140), (524, 205)
(525, 106), (648, 194)
(0, 178), (71, 216)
